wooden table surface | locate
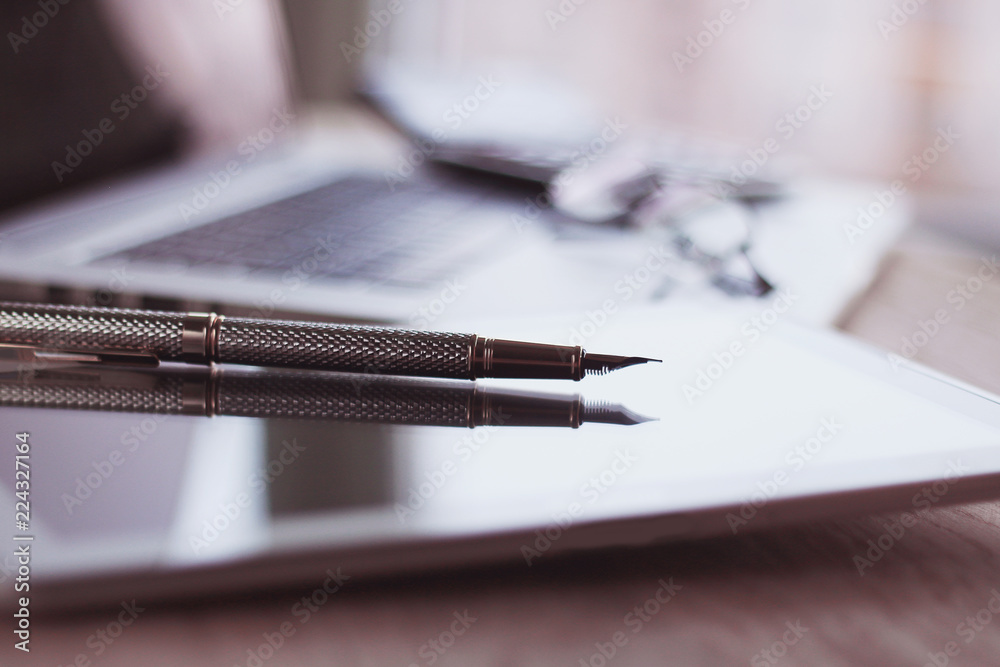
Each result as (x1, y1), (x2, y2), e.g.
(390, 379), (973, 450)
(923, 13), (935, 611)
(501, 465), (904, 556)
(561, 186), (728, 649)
(23, 231), (1000, 667)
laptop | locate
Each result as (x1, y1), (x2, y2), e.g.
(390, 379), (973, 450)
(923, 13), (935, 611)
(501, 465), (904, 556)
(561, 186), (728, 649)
(0, 1), (905, 329)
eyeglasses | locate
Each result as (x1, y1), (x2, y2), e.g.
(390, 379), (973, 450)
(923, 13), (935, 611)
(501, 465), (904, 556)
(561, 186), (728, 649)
(585, 162), (782, 298)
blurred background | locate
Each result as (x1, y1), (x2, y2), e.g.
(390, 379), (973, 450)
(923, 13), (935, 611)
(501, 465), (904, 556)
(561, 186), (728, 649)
(338, 0), (1000, 248)
(2, 0), (998, 242)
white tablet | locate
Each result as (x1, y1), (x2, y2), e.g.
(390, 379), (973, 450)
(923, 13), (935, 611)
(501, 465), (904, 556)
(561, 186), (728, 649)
(3, 304), (999, 611)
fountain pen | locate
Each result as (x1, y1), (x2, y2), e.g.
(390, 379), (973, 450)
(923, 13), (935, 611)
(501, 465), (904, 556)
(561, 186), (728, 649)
(0, 301), (659, 381)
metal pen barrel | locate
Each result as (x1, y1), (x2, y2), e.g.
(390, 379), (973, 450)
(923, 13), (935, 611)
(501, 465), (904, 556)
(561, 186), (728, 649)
(0, 302), (595, 380)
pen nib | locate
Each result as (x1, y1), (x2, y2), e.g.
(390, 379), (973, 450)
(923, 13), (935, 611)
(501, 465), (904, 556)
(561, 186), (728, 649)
(582, 402), (657, 426)
(582, 353), (661, 377)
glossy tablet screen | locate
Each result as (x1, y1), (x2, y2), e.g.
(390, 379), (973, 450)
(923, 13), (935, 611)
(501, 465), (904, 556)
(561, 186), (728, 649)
(3, 305), (1000, 608)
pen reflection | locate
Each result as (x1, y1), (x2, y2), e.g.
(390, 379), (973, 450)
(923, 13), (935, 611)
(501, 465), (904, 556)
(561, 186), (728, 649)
(0, 363), (653, 429)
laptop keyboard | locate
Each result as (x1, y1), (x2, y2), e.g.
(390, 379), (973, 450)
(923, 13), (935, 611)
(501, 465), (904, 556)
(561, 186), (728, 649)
(100, 175), (510, 289)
